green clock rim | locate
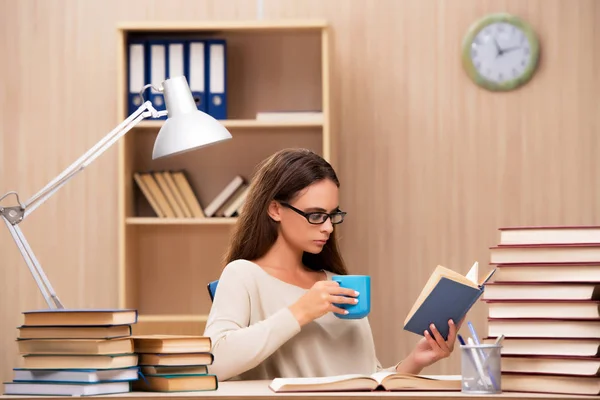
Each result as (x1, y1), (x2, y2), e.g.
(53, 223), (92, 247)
(461, 13), (540, 91)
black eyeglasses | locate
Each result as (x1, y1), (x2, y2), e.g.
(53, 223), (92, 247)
(280, 202), (347, 225)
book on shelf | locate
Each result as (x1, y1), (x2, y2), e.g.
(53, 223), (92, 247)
(486, 225), (600, 396)
(204, 175), (245, 217)
(136, 172), (175, 218)
(403, 261), (495, 340)
(133, 170), (205, 219)
(153, 171), (187, 218)
(214, 183), (249, 218)
(171, 170), (205, 218)
(269, 372), (461, 392)
(133, 172), (166, 218)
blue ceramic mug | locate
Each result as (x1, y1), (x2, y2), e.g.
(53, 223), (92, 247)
(331, 275), (371, 319)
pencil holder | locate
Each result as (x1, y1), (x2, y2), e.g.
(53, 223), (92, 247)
(460, 344), (502, 394)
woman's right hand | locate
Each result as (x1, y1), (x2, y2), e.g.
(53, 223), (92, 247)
(288, 281), (359, 326)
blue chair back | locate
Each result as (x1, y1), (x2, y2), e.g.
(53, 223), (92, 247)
(207, 280), (219, 302)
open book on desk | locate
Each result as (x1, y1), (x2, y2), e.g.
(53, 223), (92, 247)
(269, 372), (461, 392)
(404, 262), (496, 340)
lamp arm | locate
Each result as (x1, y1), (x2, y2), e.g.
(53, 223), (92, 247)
(24, 101), (158, 215)
(0, 100), (163, 309)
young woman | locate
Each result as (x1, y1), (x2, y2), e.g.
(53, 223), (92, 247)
(203, 148), (458, 381)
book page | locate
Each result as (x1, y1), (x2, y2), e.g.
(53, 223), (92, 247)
(465, 261), (479, 285)
(270, 374), (371, 391)
(370, 371), (396, 384)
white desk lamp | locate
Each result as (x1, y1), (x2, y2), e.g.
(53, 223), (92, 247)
(0, 75), (232, 309)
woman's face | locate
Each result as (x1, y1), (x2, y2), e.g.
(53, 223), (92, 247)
(276, 179), (340, 254)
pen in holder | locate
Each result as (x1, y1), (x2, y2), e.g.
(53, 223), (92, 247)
(459, 341), (502, 394)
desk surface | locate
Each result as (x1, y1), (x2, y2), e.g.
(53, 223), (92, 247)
(0, 381), (593, 400)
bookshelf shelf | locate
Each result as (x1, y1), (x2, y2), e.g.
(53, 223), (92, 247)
(117, 20), (328, 32)
(117, 20), (333, 335)
(136, 119), (323, 130)
(126, 217), (237, 225)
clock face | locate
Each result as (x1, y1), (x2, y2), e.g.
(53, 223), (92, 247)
(462, 14), (540, 91)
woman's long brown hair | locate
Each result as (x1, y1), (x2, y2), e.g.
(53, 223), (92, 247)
(223, 148), (347, 275)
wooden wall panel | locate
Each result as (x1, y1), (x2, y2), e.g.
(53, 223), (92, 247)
(1, 0), (599, 382)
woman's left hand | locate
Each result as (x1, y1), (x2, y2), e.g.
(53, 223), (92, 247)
(408, 319), (459, 371)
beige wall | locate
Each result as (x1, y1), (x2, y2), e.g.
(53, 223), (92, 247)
(1, 0), (599, 383)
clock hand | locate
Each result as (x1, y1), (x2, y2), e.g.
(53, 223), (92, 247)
(500, 46), (522, 54)
(493, 38), (503, 58)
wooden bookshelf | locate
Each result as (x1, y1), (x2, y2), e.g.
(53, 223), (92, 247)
(116, 21), (333, 335)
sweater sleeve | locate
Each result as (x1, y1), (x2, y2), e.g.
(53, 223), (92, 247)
(203, 262), (302, 381)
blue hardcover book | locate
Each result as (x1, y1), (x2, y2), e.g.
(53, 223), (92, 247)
(403, 262), (496, 340)
(206, 39), (227, 119)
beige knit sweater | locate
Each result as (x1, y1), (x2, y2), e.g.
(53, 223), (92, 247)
(203, 259), (396, 381)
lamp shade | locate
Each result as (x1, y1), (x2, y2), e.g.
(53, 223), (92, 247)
(152, 76), (232, 159)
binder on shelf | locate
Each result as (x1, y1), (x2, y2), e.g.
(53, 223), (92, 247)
(148, 40), (168, 120)
(167, 40), (186, 80)
(127, 39), (148, 116)
(187, 40), (207, 113)
(206, 39), (227, 120)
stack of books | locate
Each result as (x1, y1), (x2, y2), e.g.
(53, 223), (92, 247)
(132, 335), (217, 392)
(3, 309), (139, 396)
(484, 226), (600, 396)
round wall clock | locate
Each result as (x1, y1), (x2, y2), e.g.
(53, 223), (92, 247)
(462, 13), (540, 91)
